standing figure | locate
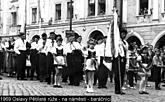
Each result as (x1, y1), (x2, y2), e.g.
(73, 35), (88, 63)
(137, 46), (150, 94)
(64, 32), (83, 86)
(14, 33), (27, 80)
(85, 39), (97, 93)
(153, 49), (163, 90)
(6, 37), (15, 77)
(0, 37), (3, 80)
(162, 46), (165, 85)
(95, 36), (109, 89)
(46, 32), (56, 84)
(76, 35), (85, 81)
(53, 37), (66, 88)
(30, 35), (40, 80)
(127, 51), (138, 89)
(37, 33), (48, 82)
(113, 28), (129, 94)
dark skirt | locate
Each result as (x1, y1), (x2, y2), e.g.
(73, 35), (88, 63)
(66, 50), (84, 75)
(153, 65), (161, 82)
(5, 51), (16, 73)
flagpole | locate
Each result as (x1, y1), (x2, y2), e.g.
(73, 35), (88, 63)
(119, 0), (123, 94)
(25, 0), (27, 37)
(38, 0), (41, 35)
(119, 0), (123, 28)
(118, 55), (122, 94)
(113, 7), (122, 94)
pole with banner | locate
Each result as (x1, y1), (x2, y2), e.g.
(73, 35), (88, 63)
(111, 8), (123, 94)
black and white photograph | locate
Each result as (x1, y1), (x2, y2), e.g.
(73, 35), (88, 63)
(0, 0), (164, 102)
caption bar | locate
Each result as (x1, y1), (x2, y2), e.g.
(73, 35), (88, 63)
(0, 96), (111, 102)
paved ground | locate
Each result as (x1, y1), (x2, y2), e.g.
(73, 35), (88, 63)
(0, 76), (165, 102)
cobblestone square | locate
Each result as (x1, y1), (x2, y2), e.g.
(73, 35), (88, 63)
(0, 76), (165, 102)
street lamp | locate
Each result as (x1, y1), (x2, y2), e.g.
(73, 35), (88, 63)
(66, 0), (74, 39)
(69, 0), (73, 31)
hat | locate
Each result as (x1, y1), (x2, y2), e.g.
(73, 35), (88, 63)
(141, 45), (148, 50)
(56, 34), (62, 40)
(33, 35), (40, 39)
(56, 37), (63, 41)
(50, 32), (55, 35)
(140, 45), (148, 53)
(87, 39), (96, 45)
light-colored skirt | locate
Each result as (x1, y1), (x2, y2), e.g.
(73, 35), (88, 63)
(85, 59), (96, 71)
(54, 56), (65, 69)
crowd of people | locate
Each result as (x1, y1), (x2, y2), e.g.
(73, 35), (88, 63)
(0, 28), (164, 94)
(125, 41), (165, 94)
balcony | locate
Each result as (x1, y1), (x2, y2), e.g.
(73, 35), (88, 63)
(9, 25), (20, 35)
(136, 14), (152, 24)
(10, 0), (18, 3)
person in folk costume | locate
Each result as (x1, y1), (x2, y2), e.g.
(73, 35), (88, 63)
(5, 37), (15, 77)
(127, 51), (138, 89)
(112, 28), (129, 94)
(0, 37), (3, 80)
(52, 37), (66, 88)
(84, 39), (98, 93)
(148, 45), (155, 82)
(64, 32), (83, 86)
(70, 33), (84, 86)
(3, 39), (8, 73)
(137, 46), (150, 94)
(14, 32), (29, 80)
(30, 35), (40, 80)
(95, 36), (109, 89)
(37, 33), (49, 82)
(46, 32), (56, 85)
(161, 46), (165, 86)
(144, 46), (153, 87)
(1, 39), (6, 74)
(153, 49), (163, 90)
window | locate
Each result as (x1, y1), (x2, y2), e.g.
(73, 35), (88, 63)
(55, 4), (61, 20)
(88, 0), (95, 16)
(139, 0), (148, 15)
(67, 2), (73, 19)
(11, 12), (17, 26)
(32, 8), (37, 23)
(98, 0), (105, 15)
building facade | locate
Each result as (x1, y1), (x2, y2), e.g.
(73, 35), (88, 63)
(126, 0), (165, 48)
(25, 0), (114, 44)
(1, 0), (165, 48)
(0, 0), (26, 37)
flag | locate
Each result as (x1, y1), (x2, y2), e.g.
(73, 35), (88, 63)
(113, 10), (121, 58)
(103, 15), (112, 71)
(103, 10), (121, 70)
